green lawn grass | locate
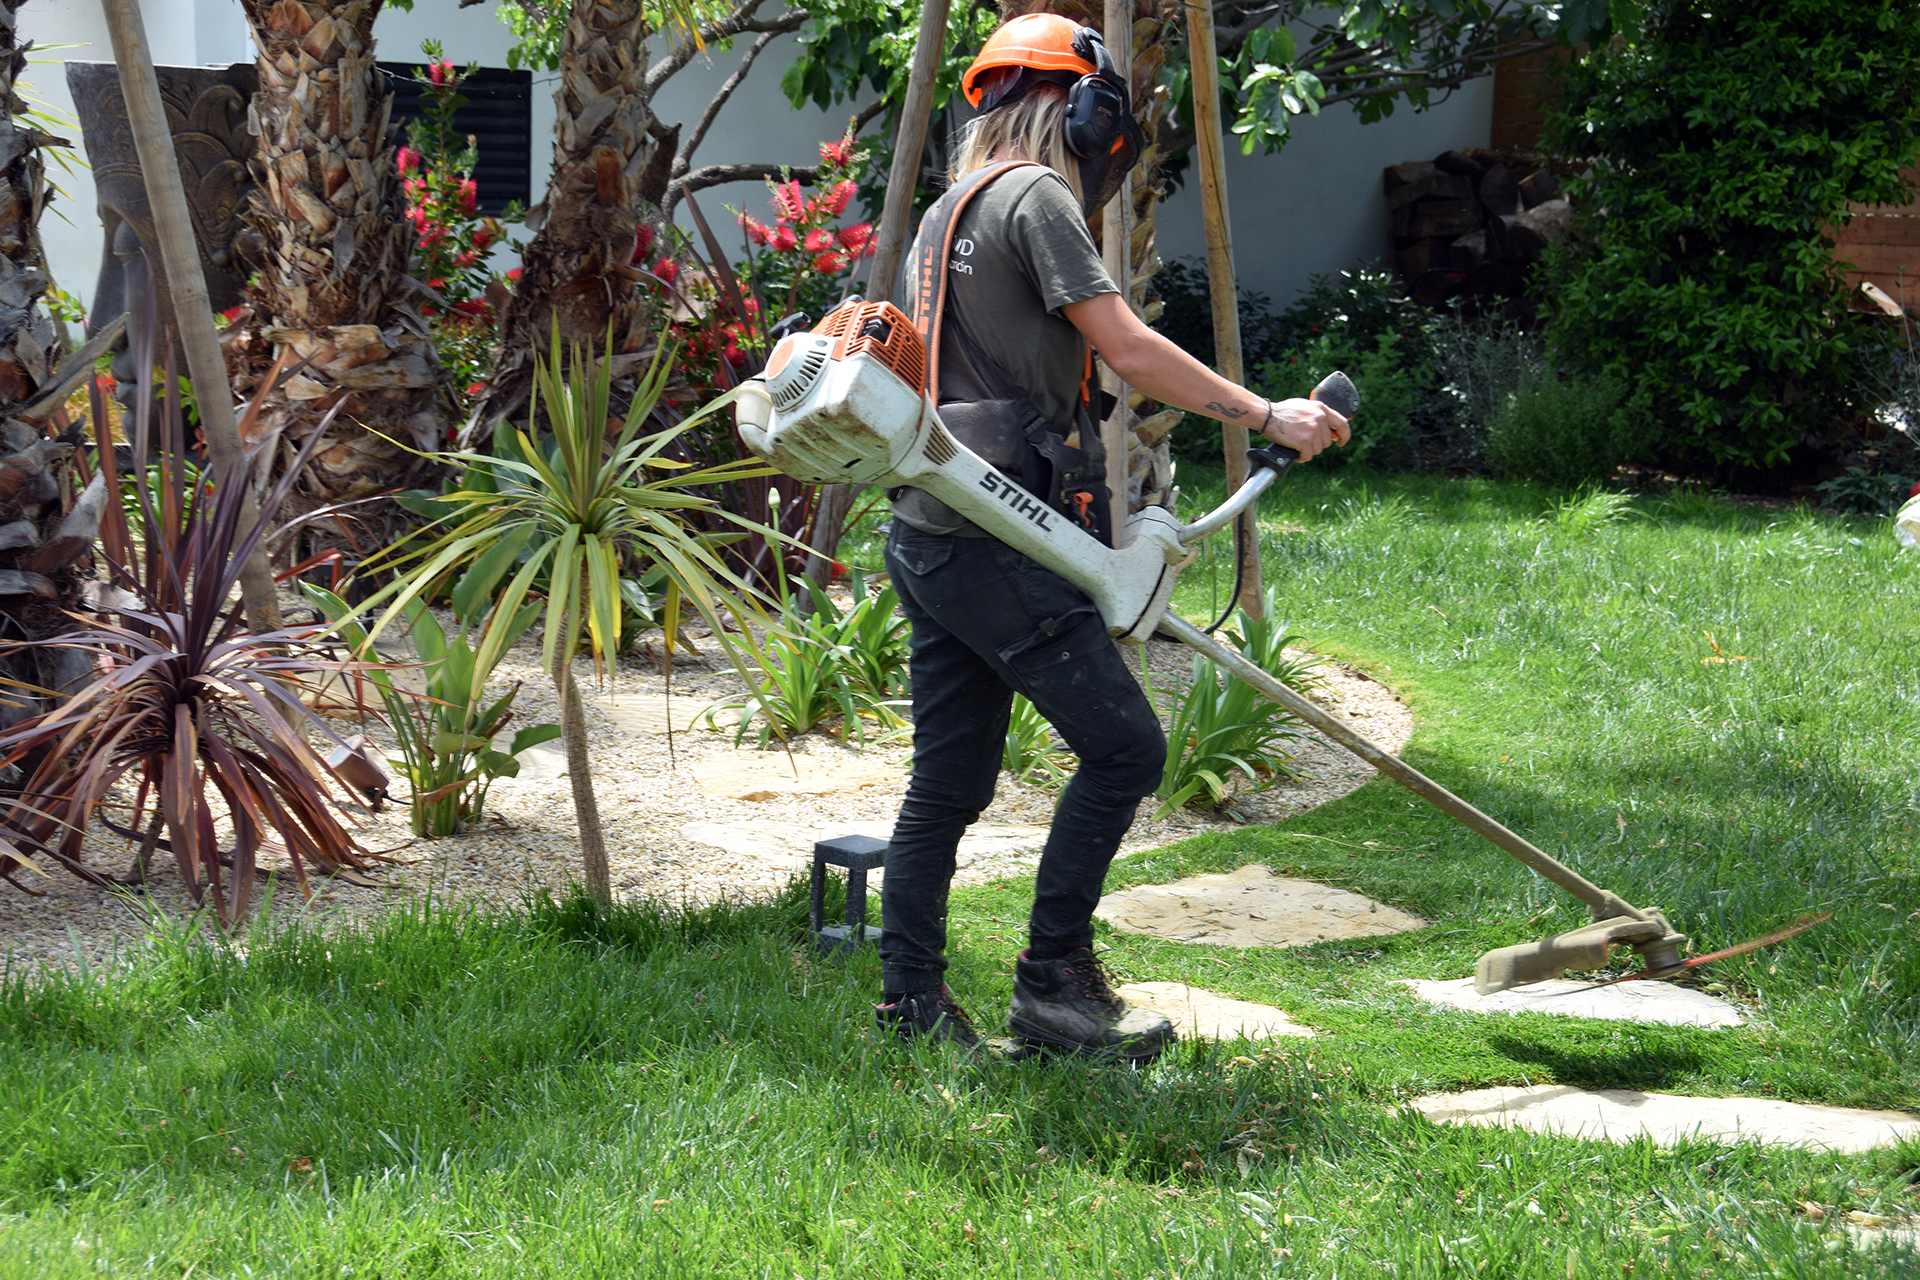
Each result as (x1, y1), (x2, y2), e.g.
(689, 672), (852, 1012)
(2, 470), (1916, 1277)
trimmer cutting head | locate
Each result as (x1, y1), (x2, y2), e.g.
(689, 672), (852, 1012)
(1474, 912), (1686, 994)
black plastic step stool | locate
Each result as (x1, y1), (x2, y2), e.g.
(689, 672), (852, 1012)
(810, 834), (888, 955)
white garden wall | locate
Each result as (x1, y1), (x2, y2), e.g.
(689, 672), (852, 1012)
(27, 0), (1490, 319)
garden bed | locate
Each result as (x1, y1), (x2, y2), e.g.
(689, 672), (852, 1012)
(0, 607), (1410, 973)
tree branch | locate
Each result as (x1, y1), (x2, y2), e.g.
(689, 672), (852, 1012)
(645, 0), (810, 99)
(673, 30), (782, 184)
(664, 99), (885, 217)
(676, 161), (825, 199)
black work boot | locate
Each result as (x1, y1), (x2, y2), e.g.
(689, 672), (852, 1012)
(1009, 948), (1176, 1064)
(874, 986), (982, 1050)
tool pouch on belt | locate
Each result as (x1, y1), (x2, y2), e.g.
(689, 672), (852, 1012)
(907, 162), (1114, 547)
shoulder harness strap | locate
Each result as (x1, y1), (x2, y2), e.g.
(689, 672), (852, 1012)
(907, 161), (1040, 400)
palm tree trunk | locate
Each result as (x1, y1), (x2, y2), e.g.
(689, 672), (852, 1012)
(477, 0), (665, 435)
(553, 613), (612, 908)
(1003, 0), (1179, 514)
(0, 1), (103, 729)
(232, 0), (447, 558)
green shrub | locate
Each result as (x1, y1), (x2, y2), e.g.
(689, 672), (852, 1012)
(1539, 0), (1920, 470)
(1165, 264), (1435, 466)
(1254, 328), (1432, 469)
(1420, 309), (1548, 469)
(1487, 373), (1659, 489)
(309, 587), (561, 838)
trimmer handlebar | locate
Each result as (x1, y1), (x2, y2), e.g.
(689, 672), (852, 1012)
(1181, 370), (1360, 546)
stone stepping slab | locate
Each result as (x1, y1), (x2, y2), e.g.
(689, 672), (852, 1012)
(688, 754), (901, 802)
(1115, 982), (1314, 1041)
(1096, 863), (1424, 948)
(1410, 1085), (1920, 1151)
(1403, 976), (1744, 1028)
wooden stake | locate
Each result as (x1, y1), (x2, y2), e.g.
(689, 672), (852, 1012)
(802, 0), (951, 594)
(1184, 0), (1263, 619)
(1100, 0), (1133, 544)
(865, 0), (952, 305)
(101, 0), (282, 634)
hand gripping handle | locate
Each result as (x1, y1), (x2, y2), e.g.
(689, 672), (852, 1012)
(1247, 370), (1361, 475)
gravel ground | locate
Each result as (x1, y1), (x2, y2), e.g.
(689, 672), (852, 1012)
(0, 600), (1411, 973)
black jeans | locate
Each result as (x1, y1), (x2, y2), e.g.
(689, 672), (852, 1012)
(878, 522), (1167, 995)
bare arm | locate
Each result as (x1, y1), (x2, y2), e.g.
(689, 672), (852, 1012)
(1061, 291), (1349, 461)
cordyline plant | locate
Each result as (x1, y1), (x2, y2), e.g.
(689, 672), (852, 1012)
(0, 364), (381, 925)
(359, 328), (775, 907)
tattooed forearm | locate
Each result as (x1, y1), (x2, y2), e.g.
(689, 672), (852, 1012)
(1204, 401), (1247, 418)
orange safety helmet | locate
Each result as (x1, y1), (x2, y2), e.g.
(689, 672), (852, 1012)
(962, 13), (1098, 108)
(960, 13), (1144, 215)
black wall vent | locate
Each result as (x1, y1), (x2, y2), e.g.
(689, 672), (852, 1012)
(379, 64), (534, 214)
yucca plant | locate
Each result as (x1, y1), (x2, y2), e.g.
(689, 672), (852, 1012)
(0, 368), (379, 925)
(360, 331), (774, 907)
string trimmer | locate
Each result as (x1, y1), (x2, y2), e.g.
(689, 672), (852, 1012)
(735, 299), (1765, 995)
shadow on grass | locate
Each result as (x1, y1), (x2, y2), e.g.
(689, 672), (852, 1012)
(1488, 1029), (1709, 1091)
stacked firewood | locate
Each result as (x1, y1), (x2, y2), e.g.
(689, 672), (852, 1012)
(1385, 149), (1574, 308)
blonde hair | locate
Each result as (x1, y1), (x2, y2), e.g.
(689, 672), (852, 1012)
(951, 85), (1085, 209)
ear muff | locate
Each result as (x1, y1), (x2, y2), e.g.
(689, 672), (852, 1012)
(1062, 28), (1144, 215)
(961, 17), (1145, 215)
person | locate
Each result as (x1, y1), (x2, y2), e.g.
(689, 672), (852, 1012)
(875, 13), (1349, 1061)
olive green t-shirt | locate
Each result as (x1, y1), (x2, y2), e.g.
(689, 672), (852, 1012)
(891, 166), (1117, 536)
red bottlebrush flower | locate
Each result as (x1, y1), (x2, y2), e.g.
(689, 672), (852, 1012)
(466, 381), (486, 397)
(454, 250), (480, 268)
(471, 226), (495, 251)
(507, 266), (522, 280)
(822, 179), (857, 217)
(451, 298), (491, 319)
(429, 59), (453, 87)
(723, 340), (746, 368)
(772, 179), (805, 223)
(654, 256), (679, 287)
(803, 228), (834, 253)
(819, 137), (853, 166)
(812, 251), (848, 275)
(396, 146), (419, 175)
(633, 223), (655, 262)
(457, 179), (477, 215)
(740, 216), (772, 246)
(770, 225), (799, 253)
(838, 222), (873, 254)
(219, 306), (244, 323)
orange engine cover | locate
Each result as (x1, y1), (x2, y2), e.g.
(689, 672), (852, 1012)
(814, 300), (927, 394)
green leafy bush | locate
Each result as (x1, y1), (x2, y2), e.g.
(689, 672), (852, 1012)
(1539, 0), (1920, 469)
(1486, 372), (1659, 489)
(1422, 309), (1548, 468)
(1255, 328), (1432, 469)
(1165, 264), (1438, 467)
